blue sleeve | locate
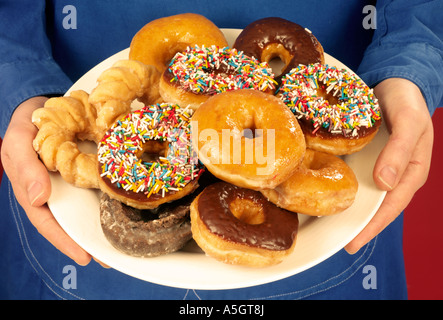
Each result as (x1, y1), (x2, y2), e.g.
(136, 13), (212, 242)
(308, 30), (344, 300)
(357, 0), (443, 116)
(0, 0), (72, 138)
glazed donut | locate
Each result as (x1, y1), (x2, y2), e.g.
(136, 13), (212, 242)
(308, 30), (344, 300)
(32, 90), (100, 189)
(97, 103), (203, 209)
(190, 182), (299, 267)
(99, 192), (193, 257)
(277, 63), (382, 155)
(261, 149), (358, 216)
(191, 89), (306, 190)
(233, 17), (324, 84)
(159, 45), (277, 110)
(129, 13), (228, 74)
(89, 59), (162, 136)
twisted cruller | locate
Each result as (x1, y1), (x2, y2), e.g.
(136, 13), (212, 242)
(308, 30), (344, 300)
(89, 59), (163, 136)
(32, 90), (101, 188)
(32, 59), (162, 189)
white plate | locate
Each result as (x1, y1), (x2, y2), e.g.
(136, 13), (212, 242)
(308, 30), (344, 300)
(49, 29), (387, 290)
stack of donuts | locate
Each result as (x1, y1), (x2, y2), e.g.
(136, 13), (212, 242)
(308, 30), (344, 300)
(31, 14), (382, 267)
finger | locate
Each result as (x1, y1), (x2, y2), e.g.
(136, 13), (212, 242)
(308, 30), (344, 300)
(373, 82), (431, 192)
(1, 97), (51, 206)
(2, 98), (92, 266)
(345, 124), (433, 254)
(28, 203), (92, 266)
(9, 128), (52, 207)
(373, 117), (421, 191)
(93, 257), (111, 269)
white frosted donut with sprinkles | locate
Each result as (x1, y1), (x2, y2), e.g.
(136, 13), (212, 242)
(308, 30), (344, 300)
(277, 63), (382, 155)
(159, 45), (277, 109)
(97, 103), (203, 209)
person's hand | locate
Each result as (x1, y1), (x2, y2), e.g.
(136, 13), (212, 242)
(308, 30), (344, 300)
(1, 97), (93, 266)
(345, 78), (434, 254)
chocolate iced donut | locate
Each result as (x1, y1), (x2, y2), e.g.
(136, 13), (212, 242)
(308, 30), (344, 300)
(190, 182), (299, 267)
(233, 17), (324, 84)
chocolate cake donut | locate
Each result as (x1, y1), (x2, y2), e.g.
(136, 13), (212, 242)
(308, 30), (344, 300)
(99, 170), (220, 257)
(99, 192), (193, 257)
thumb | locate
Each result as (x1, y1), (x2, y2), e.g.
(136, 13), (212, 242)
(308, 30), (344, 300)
(24, 156), (52, 208)
(372, 78), (430, 191)
(1, 96), (51, 207)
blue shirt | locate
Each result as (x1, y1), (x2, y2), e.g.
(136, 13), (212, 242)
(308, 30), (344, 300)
(1, 0), (442, 137)
(0, 0), (442, 300)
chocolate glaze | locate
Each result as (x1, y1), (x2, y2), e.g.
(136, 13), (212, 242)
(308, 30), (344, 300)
(99, 165), (184, 202)
(299, 117), (382, 139)
(197, 182), (299, 251)
(163, 69), (212, 96)
(234, 17), (323, 83)
(99, 166), (218, 204)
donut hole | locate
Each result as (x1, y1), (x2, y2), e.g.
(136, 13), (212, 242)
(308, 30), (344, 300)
(241, 118), (261, 139)
(268, 57), (287, 77)
(229, 198), (265, 225)
(139, 140), (169, 163)
(316, 82), (341, 106)
(261, 43), (292, 77)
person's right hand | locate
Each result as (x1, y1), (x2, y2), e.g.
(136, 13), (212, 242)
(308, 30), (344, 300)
(1, 97), (93, 266)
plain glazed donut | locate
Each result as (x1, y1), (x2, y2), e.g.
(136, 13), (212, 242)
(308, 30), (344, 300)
(97, 103), (203, 209)
(190, 182), (299, 267)
(191, 89), (306, 190)
(99, 192), (193, 257)
(277, 63), (382, 155)
(233, 17), (324, 84)
(261, 149), (358, 216)
(159, 45), (277, 110)
(129, 13), (228, 74)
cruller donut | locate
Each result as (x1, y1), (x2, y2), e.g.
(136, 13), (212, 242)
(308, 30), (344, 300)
(277, 63), (382, 155)
(159, 45), (277, 110)
(89, 59), (162, 136)
(32, 90), (101, 189)
(233, 17), (324, 84)
(97, 103), (203, 209)
(191, 89), (306, 190)
(261, 149), (358, 216)
(190, 182), (299, 267)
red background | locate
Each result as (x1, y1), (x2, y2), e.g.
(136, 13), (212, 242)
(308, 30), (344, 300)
(0, 108), (442, 299)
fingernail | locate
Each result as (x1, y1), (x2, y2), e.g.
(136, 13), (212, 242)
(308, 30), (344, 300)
(28, 181), (45, 206)
(378, 166), (397, 190)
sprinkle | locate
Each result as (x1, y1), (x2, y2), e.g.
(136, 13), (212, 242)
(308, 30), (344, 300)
(97, 103), (202, 199)
(277, 63), (381, 136)
(167, 45), (277, 95)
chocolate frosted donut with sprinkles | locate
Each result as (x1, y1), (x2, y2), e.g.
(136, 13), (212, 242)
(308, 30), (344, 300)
(159, 45), (277, 110)
(277, 63), (382, 155)
(97, 103), (203, 209)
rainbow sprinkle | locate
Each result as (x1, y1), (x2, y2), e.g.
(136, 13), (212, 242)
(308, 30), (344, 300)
(277, 63), (381, 137)
(167, 45), (277, 94)
(97, 103), (202, 198)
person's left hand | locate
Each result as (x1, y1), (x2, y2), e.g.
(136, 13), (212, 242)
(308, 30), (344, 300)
(345, 78), (434, 254)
